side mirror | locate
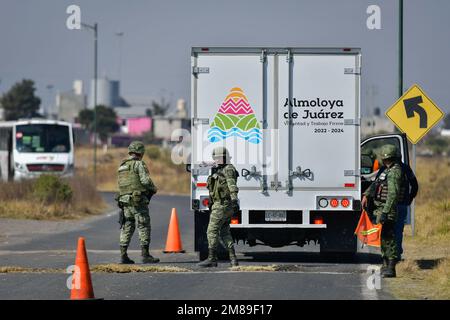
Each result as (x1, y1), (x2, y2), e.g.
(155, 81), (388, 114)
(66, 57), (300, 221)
(186, 164), (191, 172)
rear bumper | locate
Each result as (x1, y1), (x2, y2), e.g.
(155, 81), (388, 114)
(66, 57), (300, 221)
(231, 224), (327, 229)
(14, 168), (74, 180)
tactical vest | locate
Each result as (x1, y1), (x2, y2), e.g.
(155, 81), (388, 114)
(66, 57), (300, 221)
(374, 163), (408, 203)
(117, 159), (147, 196)
(207, 165), (237, 203)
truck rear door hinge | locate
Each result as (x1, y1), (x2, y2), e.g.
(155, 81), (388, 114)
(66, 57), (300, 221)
(192, 67), (209, 75)
(344, 67), (361, 75)
(344, 170), (360, 177)
(286, 50), (292, 63)
(344, 118), (361, 126)
(260, 50), (267, 63)
(192, 118), (209, 125)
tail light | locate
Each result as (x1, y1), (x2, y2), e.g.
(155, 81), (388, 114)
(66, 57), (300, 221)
(318, 198), (329, 208)
(330, 198), (339, 208)
(196, 182), (207, 188)
(344, 183), (355, 188)
(202, 198), (210, 208)
(341, 198), (350, 208)
(231, 218), (240, 225)
(313, 217), (324, 224)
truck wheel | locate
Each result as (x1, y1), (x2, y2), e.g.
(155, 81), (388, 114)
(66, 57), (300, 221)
(195, 211), (209, 261)
(199, 249), (209, 261)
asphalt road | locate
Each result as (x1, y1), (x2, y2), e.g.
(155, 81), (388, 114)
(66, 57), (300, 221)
(0, 193), (393, 300)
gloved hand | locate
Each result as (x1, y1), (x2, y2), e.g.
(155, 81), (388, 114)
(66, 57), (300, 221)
(361, 195), (368, 209)
(376, 212), (387, 225)
(231, 199), (240, 213)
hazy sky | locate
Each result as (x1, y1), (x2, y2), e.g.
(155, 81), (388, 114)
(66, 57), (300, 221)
(0, 0), (449, 116)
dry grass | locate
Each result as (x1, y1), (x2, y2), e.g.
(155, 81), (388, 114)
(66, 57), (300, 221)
(387, 157), (450, 300)
(0, 175), (107, 220)
(0, 265), (191, 274)
(91, 264), (191, 273)
(0, 266), (64, 273)
(76, 145), (190, 195)
(230, 265), (309, 272)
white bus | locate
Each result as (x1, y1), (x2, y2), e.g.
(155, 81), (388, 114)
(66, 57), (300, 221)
(0, 119), (75, 181)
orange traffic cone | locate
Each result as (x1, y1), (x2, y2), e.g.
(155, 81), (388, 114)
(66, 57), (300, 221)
(70, 237), (98, 300)
(163, 208), (185, 253)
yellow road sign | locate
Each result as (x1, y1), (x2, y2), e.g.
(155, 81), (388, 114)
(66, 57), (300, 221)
(386, 84), (445, 144)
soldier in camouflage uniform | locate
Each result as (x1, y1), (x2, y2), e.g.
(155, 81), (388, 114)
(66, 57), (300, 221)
(362, 144), (408, 278)
(198, 147), (240, 268)
(117, 141), (159, 264)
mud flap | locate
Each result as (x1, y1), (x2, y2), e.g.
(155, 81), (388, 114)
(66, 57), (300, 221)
(319, 211), (359, 255)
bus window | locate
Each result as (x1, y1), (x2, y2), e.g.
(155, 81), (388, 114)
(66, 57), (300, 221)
(16, 124), (71, 153)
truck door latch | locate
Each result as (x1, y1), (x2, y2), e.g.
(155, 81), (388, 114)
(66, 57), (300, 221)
(286, 166), (312, 193)
(290, 166), (312, 178)
(241, 166), (268, 194)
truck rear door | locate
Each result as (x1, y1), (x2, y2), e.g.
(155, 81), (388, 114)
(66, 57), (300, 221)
(277, 51), (361, 193)
(192, 51), (265, 191)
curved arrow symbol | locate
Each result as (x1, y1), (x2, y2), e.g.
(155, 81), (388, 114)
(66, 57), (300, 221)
(404, 96), (427, 128)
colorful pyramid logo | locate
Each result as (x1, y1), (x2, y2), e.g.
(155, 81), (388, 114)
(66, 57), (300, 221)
(208, 87), (262, 144)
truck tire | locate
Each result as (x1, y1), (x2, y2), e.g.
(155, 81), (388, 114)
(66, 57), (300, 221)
(194, 211), (209, 261)
(319, 211), (358, 256)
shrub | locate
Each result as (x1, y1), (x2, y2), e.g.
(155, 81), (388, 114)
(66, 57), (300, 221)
(33, 175), (73, 204)
(146, 145), (161, 160)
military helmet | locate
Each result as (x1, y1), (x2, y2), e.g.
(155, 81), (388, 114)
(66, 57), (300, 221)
(212, 146), (230, 159)
(380, 144), (398, 160)
(128, 141), (145, 155)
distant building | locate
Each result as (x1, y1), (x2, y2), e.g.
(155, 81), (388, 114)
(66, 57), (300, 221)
(56, 80), (87, 123)
(89, 78), (128, 108)
(119, 117), (152, 137)
(361, 115), (395, 137)
(114, 105), (150, 119)
(441, 129), (450, 137)
(153, 99), (190, 142)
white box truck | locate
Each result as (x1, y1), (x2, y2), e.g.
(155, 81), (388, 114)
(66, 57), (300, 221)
(190, 47), (410, 260)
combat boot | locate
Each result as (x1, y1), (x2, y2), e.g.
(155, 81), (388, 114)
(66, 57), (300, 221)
(141, 245), (160, 263)
(381, 257), (389, 273)
(228, 247), (239, 267)
(198, 249), (218, 268)
(382, 259), (397, 278)
(120, 246), (135, 264)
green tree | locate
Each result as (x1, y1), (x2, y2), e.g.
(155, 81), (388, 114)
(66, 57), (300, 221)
(77, 105), (119, 143)
(78, 109), (94, 129)
(151, 97), (170, 116)
(0, 79), (41, 120)
(443, 114), (450, 129)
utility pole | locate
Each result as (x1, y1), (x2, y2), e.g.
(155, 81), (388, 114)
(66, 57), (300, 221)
(115, 32), (124, 84)
(82, 22), (98, 184)
(398, 0), (415, 236)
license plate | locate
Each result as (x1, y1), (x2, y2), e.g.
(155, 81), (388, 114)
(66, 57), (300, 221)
(265, 210), (287, 222)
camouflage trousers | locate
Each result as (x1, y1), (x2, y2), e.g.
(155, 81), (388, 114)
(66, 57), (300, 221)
(119, 204), (151, 247)
(380, 220), (398, 261)
(207, 202), (234, 251)
(373, 209), (398, 260)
